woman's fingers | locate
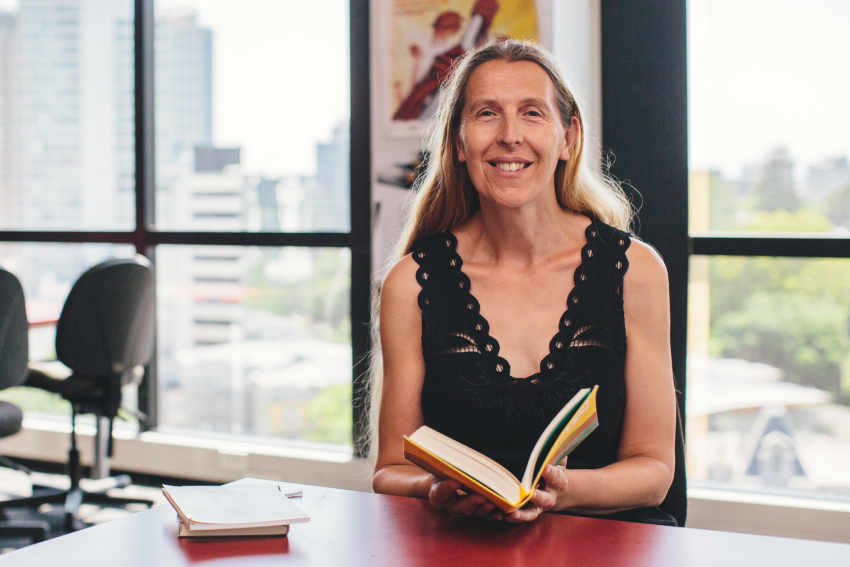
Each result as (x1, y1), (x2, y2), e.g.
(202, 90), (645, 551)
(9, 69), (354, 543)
(428, 478), (494, 518)
(428, 476), (461, 506)
(504, 464), (572, 522)
(504, 503), (541, 523)
(533, 464), (569, 511)
(449, 493), (489, 517)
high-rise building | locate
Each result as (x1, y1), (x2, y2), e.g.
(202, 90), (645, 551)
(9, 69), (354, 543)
(155, 11), (213, 191)
(15, 0), (134, 230)
(310, 121), (350, 231)
(0, 12), (17, 227)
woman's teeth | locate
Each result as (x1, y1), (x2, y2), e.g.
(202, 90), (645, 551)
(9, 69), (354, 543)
(495, 162), (527, 171)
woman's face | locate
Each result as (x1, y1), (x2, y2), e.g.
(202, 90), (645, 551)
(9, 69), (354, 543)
(456, 60), (578, 211)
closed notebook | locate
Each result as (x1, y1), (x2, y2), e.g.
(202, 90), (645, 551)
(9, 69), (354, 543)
(162, 482), (309, 537)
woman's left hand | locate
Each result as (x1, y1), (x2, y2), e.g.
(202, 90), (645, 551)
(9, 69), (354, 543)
(504, 460), (570, 523)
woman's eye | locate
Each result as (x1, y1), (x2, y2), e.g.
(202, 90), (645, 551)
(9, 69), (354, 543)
(479, 110), (495, 117)
(526, 109), (542, 117)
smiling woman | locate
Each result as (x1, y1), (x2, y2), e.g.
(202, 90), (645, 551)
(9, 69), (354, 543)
(370, 40), (680, 527)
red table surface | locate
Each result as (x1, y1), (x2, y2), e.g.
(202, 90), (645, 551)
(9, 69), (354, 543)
(4, 482), (850, 567)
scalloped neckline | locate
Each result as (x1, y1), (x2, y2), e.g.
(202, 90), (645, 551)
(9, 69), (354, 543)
(448, 220), (597, 381)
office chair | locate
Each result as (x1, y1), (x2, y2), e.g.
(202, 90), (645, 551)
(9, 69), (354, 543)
(0, 268), (50, 545)
(0, 257), (157, 532)
(659, 402), (688, 527)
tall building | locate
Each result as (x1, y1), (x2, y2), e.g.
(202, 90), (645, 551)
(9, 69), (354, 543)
(155, 11), (213, 191)
(0, 12), (17, 227)
(15, 0), (134, 230)
(309, 121), (350, 231)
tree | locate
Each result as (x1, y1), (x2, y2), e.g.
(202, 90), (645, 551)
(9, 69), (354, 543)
(754, 147), (799, 213)
(822, 181), (850, 228)
(713, 291), (848, 396)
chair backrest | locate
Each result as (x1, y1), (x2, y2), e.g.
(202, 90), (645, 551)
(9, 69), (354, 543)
(659, 402), (688, 527)
(55, 256), (155, 377)
(0, 268), (29, 391)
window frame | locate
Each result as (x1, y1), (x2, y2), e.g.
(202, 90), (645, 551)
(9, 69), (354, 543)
(0, 0), (372, 453)
(601, 0), (850, 515)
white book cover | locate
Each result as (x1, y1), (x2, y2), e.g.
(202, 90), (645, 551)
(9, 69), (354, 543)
(162, 482), (310, 531)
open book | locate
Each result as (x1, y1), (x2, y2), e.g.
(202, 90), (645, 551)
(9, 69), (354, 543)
(162, 482), (310, 537)
(404, 385), (599, 513)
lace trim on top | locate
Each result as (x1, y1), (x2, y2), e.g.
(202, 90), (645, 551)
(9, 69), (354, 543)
(413, 220), (631, 385)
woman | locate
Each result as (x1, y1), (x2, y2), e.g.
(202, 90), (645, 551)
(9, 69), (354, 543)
(372, 40), (677, 525)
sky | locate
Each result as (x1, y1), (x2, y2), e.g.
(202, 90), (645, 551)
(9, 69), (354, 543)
(0, 0), (350, 177)
(156, 0), (351, 177)
(688, 0), (850, 182)
(2, 0), (847, 183)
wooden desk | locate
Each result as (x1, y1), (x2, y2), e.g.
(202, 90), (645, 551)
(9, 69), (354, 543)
(4, 482), (850, 566)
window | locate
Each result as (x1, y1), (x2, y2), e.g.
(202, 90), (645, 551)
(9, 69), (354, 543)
(602, 0), (850, 505)
(687, 0), (850, 498)
(0, 0), (370, 454)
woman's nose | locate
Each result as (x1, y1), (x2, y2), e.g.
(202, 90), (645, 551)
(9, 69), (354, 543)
(497, 116), (523, 146)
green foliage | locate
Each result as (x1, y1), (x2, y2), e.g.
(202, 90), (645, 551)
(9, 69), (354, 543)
(245, 248), (351, 344)
(0, 386), (70, 416)
(301, 384), (352, 446)
(822, 181), (850, 227)
(743, 207), (832, 232)
(706, 204), (850, 400)
(707, 174), (741, 231)
(713, 292), (848, 394)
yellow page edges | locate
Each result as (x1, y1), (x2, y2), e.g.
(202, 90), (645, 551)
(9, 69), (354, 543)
(529, 386), (599, 491)
(403, 436), (532, 513)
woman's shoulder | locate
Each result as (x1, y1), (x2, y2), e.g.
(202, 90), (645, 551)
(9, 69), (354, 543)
(623, 238), (669, 302)
(382, 253), (420, 298)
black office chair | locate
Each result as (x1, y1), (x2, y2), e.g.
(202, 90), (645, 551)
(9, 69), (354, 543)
(0, 257), (157, 532)
(0, 268), (50, 545)
(659, 401), (688, 527)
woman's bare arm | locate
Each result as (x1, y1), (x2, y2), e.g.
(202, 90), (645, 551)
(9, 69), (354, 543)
(372, 254), (502, 518)
(371, 254), (431, 497)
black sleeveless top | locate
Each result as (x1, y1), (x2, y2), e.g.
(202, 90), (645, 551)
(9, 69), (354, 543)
(412, 218), (676, 526)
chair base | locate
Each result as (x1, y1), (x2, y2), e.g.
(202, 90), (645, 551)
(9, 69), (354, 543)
(0, 519), (50, 547)
(0, 475), (155, 533)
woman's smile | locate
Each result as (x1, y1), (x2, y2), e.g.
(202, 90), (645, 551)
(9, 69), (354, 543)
(491, 159), (532, 172)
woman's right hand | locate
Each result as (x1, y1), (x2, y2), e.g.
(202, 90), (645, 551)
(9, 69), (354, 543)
(427, 476), (504, 521)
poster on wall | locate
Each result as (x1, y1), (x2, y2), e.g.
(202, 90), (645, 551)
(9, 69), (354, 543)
(383, 0), (539, 138)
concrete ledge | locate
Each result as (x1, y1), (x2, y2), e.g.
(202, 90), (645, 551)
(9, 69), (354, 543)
(687, 487), (850, 544)
(4, 418), (372, 491)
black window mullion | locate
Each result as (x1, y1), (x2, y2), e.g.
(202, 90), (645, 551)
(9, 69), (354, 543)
(0, 232), (136, 244)
(692, 236), (850, 258)
(349, 0), (372, 458)
(147, 232), (350, 247)
(135, 0), (157, 428)
(602, 0), (690, 422)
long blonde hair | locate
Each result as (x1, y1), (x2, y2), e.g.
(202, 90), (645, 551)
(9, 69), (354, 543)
(395, 39), (633, 260)
(365, 40), (633, 470)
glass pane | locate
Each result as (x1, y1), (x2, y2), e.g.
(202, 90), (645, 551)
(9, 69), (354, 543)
(156, 245), (352, 447)
(688, 256), (850, 497)
(0, 0), (135, 230)
(688, 1), (850, 235)
(153, 1), (350, 232)
(0, 242), (137, 417)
